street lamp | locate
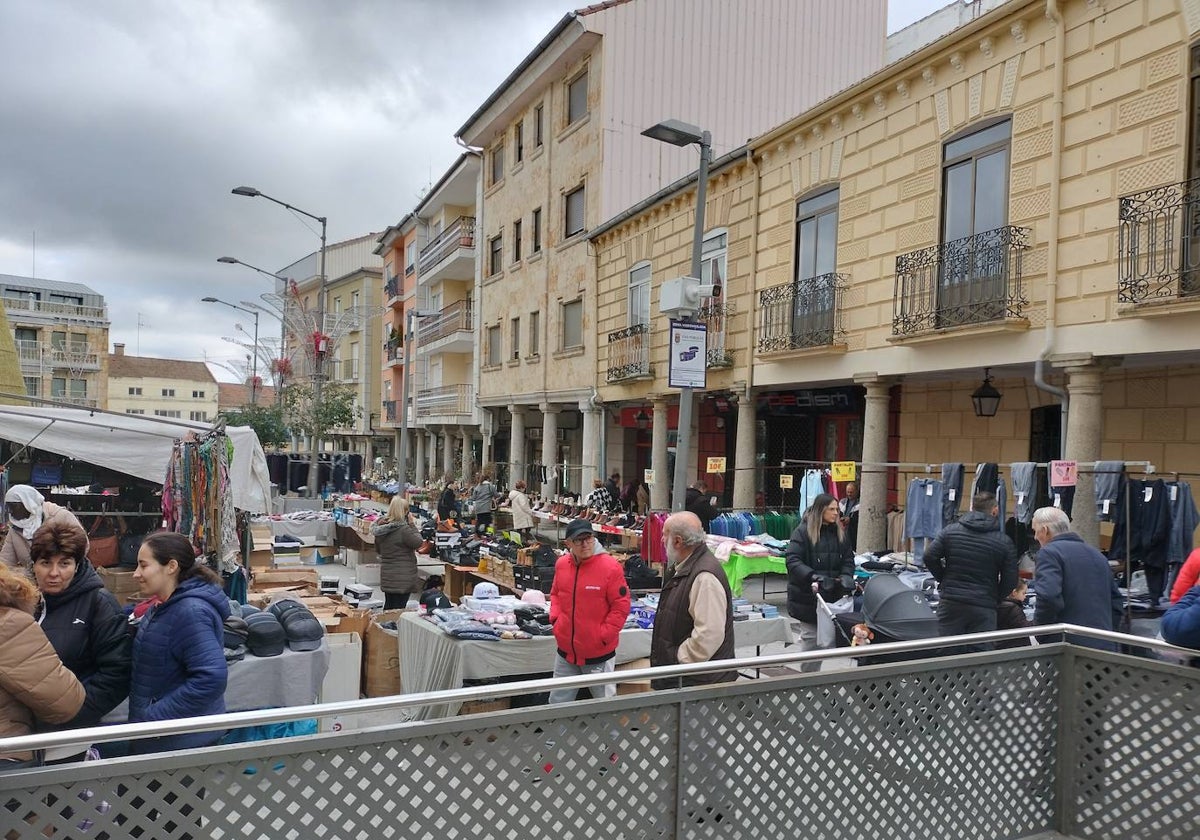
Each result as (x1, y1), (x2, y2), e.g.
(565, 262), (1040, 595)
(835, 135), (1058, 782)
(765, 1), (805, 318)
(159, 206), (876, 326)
(642, 119), (711, 512)
(232, 186), (328, 498)
(398, 307), (438, 486)
(202, 297), (260, 405)
(218, 257), (288, 405)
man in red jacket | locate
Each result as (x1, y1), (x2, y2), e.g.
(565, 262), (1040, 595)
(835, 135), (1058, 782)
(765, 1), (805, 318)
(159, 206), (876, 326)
(548, 518), (631, 703)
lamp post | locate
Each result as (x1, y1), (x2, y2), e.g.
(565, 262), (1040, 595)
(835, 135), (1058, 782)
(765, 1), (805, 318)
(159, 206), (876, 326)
(398, 308), (437, 485)
(232, 186), (327, 498)
(202, 297), (260, 405)
(217, 256), (288, 407)
(642, 119), (711, 511)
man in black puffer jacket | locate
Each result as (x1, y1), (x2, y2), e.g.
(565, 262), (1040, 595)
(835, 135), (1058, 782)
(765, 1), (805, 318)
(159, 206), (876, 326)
(924, 491), (1018, 652)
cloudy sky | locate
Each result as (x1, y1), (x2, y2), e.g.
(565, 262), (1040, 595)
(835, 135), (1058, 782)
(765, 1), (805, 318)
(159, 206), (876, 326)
(0, 0), (951, 381)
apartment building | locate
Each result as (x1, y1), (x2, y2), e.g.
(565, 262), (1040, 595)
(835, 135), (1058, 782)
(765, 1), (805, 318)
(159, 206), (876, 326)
(455, 0), (887, 497)
(592, 0), (1200, 551)
(107, 343), (218, 421)
(376, 213), (419, 465)
(2, 275), (110, 409)
(276, 234), (385, 461)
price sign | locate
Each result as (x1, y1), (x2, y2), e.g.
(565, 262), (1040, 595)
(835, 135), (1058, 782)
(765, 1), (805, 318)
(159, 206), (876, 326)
(1050, 460), (1078, 487)
(779, 474), (794, 489)
(706, 457), (727, 474)
(831, 461), (856, 482)
(643, 469), (655, 485)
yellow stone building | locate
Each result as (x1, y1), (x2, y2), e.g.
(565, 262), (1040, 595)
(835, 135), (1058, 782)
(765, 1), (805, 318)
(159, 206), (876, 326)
(590, 0), (1200, 555)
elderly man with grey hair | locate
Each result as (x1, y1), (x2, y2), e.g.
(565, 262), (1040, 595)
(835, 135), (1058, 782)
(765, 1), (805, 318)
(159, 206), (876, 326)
(1032, 506), (1124, 651)
(649, 511), (736, 689)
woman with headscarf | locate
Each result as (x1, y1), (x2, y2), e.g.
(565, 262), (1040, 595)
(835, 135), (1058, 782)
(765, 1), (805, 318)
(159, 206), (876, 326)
(30, 520), (132, 761)
(2, 484), (86, 570)
(0, 562), (86, 766)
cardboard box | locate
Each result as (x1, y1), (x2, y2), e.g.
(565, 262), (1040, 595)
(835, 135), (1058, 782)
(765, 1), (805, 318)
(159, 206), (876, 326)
(299, 545), (336, 565)
(458, 697), (511, 716)
(97, 567), (141, 598)
(615, 657), (653, 695)
(330, 605), (373, 637)
(248, 548), (273, 571)
(252, 568), (319, 589)
(362, 609), (404, 698)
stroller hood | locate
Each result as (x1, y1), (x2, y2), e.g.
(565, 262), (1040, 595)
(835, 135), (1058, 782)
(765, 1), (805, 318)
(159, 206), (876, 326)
(862, 573), (939, 640)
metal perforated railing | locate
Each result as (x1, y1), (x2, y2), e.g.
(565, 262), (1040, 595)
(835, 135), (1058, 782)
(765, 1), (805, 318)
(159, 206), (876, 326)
(1, 628), (1197, 840)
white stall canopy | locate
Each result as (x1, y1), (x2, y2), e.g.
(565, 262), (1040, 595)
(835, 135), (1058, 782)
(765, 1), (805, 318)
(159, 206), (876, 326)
(0, 406), (272, 514)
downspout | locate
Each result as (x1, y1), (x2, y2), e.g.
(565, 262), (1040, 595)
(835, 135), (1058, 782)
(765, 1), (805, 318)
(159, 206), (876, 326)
(590, 386), (605, 482)
(1033, 0), (1069, 457)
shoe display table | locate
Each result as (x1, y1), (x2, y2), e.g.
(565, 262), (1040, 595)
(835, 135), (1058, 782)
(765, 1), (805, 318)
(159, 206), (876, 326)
(442, 563), (524, 601)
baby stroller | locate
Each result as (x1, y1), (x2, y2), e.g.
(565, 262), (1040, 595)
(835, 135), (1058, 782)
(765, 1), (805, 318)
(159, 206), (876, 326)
(826, 573), (942, 665)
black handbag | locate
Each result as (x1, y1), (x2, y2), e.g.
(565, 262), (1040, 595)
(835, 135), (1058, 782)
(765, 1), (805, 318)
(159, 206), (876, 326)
(119, 534), (144, 567)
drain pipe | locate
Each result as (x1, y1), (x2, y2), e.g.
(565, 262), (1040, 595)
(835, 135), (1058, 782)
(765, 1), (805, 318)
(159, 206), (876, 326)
(1034, 0), (1068, 457)
(589, 387), (606, 484)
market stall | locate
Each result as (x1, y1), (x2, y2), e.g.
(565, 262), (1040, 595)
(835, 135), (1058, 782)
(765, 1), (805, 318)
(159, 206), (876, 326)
(399, 612), (794, 719)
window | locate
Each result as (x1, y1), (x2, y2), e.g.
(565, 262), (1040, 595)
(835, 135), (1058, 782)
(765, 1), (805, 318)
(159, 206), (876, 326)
(155, 410), (182, 418)
(532, 207), (542, 254)
(939, 118), (1012, 316)
(128, 386), (142, 396)
(405, 242), (416, 273)
(700, 230), (727, 288)
(535, 104), (544, 147)
(486, 325), (502, 366)
(162, 388), (175, 397)
(628, 261), (651, 327)
(489, 234), (503, 276)
(350, 341), (360, 379)
(23, 376), (39, 397)
(792, 188), (841, 345)
(51, 377), (66, 397)
(192, 390), (205, 399)
(567, 70), (588, 125)
(190, 411), (208, 422)
(69, 332), (86, 350)
(511, 317), (520, 360)
(126, 409), (145, 415)
(351, 290), (360, 309)
(490, 143), (504, 186)
(561, 299), (583, 349)
(51, 331), (66, 350)
(564, 185), (586, 238)
(528, 311), (540, 356)
(334, 297), (342, 314)
(512, 219), (522, 262)
(514, 122), (524, 163)
(14, 328), (36, 344)
(69, 379), (86, 397)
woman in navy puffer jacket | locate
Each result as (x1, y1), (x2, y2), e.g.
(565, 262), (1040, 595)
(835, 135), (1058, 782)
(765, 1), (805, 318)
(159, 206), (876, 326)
(129, 532), (230, 754)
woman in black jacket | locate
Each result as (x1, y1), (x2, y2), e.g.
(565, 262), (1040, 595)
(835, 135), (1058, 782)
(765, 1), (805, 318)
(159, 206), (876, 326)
(30, 520), (132, 760)
(785, 493), (855, 669)
(437, 480), (460, 522)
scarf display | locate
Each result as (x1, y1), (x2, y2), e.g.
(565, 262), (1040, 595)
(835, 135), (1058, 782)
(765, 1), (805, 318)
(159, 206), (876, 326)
(162, 432), (238, 569)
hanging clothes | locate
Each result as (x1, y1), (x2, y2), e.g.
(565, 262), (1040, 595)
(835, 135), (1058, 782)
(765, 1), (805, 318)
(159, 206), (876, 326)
(941, 463), (964, 527)
(904, 477), (944, 563)
(1093, 461), (1125, 522)
(1009, 462), (1037, 525)
(1049, 470), (1076, 518)
(1166, 481), (1199, 568)
(640, 512), (668, 565)
(796, 470), (827, 514)
(1109, 478), (1172, 604)
(971, 463), (999, 498)
(995, 476), (1008, 532)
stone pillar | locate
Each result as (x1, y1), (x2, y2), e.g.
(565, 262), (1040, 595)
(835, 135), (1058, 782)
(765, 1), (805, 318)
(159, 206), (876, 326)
(441, 428), (454, 481)
(541, 404), (558, 497)
(580, 401), (599, 491)
(509, 406), (526, 486)
(415, 430), (427, 486)
(856, 375), (892, 554)
(1061, 361), (1108, 547)
(460, 428), (473, 480)
(393, 430), (402, 475)
(733, 392), (757, 511)
(650, 397), (670, 511)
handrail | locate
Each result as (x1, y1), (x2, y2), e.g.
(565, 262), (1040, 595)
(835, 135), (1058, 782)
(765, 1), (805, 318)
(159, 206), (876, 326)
(418, 216), (476, 273)
(0, 623), (1183, 756)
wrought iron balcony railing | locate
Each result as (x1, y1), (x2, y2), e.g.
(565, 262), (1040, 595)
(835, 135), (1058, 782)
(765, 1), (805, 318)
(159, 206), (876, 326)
(606, 323), (651, 382)
(385, 277), (401, 300)
(418, 216), (476, 274)
(416, 384), (474, 418)
(758, 273), (846, 353)
(892, 225), (1030, 336)
(416, 299), (473, 346)
(385, 343), (402, 363)
(697, 300), (736, 367)
(383, 400), (397, 423)
(1118, 177), (1200, 303)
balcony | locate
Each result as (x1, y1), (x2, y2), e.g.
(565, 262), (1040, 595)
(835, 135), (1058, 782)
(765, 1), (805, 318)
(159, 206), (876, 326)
(416, 384), (474, 420)
(893, 226), (1030, 337)
(385, 277), (401, 302)
(2, 296), (108, 322)
(698, 300), (736, 368)
(606, 323), (652, 382)
(384, 342), (403, 367)
(52, 395), (97, 408)
(418, 216), (476, 282)
(13, 340), (101, 370)
(758, 273), (846, 353)
(416, 299), (474, 354)
(383, 399), (398, 424)
(1118, 178), (1200, 304)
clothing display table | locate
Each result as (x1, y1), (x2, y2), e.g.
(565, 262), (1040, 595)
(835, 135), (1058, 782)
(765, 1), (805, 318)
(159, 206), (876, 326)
(102, 640), (332, 723)
(398, 612), (793, 719)
(443, 563), (523, 601)
(258, 518), (336, 544)
(721, 552), (788, 597)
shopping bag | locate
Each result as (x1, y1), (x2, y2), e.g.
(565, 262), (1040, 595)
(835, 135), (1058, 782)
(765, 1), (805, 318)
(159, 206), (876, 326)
(88, 517), (120, 568)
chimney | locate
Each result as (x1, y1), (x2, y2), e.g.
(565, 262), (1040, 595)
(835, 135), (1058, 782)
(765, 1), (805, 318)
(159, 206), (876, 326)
(114, 343), (125, 356)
